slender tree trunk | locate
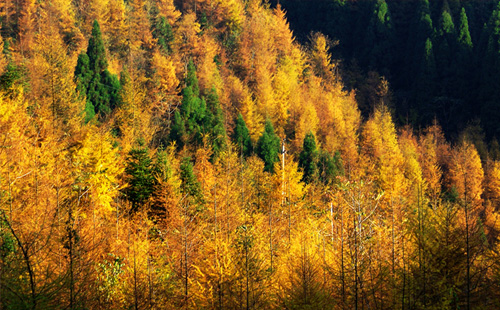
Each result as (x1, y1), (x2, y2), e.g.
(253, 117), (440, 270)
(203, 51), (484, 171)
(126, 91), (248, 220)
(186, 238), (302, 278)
(245, 230), (249, 310)
(341, 203), (345, 310)
(464, 173), (470, 310)
(269, 203), (273, 273)
(391, 199), (396, 309)
(184, 217), (189, 309)
(69, 204), (74, 310)
(148, 257), (153, 308)
(134, 244), (138, 310)
(354, 214), (358, 310)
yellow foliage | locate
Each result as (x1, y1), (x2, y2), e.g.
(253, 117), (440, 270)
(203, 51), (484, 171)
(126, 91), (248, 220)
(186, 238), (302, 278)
(272, 4), (294, 57)
(399, 128), (424, 202)
(361, 107), (406, 198)
(196, 34), (219, 91)
(18, 0), (37, 56)
(294, 101), (319, 150)
(156, 0), (182, 25)
(0, 31), (6, 75)
(152, 49), (180, 95)
(105, 0), (127, 52)
(114, 72), (155, 152)
(449, 141), (484, 208)
(486, 160), (500, 202)
(42, 0), (84, 52)
(309, 32), (337, 84)
(72, 128), (123, 216)
(418, 125), (444, 203)
(175, 12), (201, 57)
(272, 156), (304, 211)
(212, 0), (245, 33)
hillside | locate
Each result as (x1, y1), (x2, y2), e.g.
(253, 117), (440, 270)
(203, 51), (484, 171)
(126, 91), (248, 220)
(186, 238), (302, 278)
(278, 0), (500, 142)
(1, 0), (500, 309)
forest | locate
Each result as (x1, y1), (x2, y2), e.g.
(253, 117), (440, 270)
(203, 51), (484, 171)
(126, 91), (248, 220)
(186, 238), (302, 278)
(1, 0), (500, 309)
(279, 0), (500, 142)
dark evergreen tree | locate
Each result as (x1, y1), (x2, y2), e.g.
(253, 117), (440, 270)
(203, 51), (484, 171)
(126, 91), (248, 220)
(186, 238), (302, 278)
(455, 7), (474, 118)
(256, 119), (281, 173)
(169, 60), (206, 149)
(153, 16), (174, 55)
(75, 54), (92, 96)
(435, 8), (456, 94)
(298, 132), (318, 183)
(170, 110), (187, 149)
(232, 113), (253, 157)
(74, 20), (121, 121)
(124, 142), (155, 212)
(0, 62), (24, 95)
(457, 8), (473, 50)
(87, 20), (108, 73)
(414, 38), (437, 124)
(364, 0), (395, 73)
(317, 150), (343, 185)
(479, 1), (500, 138)
(180, 157), (202, 204)
(185, 59), (200, 98)
(204, 87), (227, 158)
(406, 0), (434, 87)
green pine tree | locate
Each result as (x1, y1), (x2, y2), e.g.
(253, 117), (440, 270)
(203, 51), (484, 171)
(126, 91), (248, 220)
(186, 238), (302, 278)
(87, 20), (108, 74)
(480, 1), (500, 138)
(455, 7), (473, 118)
(169, 59), (209, 149)
(180, 157), (202, 204)
(407, 0), (434, 85)
(457, 8), (473, 50)
(124, 142), (156, 212)
(256, 119), (281, 173)
(153, 16), (174, 55)
(232, 113), (253, 157)
(435, 8), (456, 95)
(169, 110), (187, 149)
(364, 0), (394, 73)
(204, 87), (227, 158)
(74, 20), (121, 121)
(298, 132), (318, 183)
(317, 150), (343, 185)
(185, 59), (200, 97)
(414, 37), (437, 123)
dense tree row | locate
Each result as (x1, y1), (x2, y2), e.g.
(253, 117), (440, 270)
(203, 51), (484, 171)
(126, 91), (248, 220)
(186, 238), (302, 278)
(278, 0), (500, 142)
(2, 0), (500, 309)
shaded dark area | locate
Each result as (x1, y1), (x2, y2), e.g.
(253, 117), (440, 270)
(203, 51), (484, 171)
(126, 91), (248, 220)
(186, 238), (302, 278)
(273, 0), (500, 141)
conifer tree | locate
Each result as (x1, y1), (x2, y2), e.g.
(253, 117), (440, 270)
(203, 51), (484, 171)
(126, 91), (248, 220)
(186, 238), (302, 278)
(435, 8), (456, 96)
(318, 150), (343, 185)
(298, 132), (318, 183)
(169, 59), (206, 149)
(414, 38), (437, 122)
(457, 8), (473, 51)
(74, 20), (121, 121)
(180, 157), (202, 203)
(124, 142), (155, 212)
(204, 87), (227, 158)
(232, 113), (253, 157)
(153, 15), (175, 55)
(364, 0), (394, 72)
(455, 7), (473, 116)
(480, 2), (500, 137)
(407, 0), (434, 87)
(256, 119), (281, 173)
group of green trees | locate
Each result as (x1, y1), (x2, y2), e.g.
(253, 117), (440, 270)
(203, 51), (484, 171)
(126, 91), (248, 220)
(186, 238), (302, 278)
(278, 0), (500, 139)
